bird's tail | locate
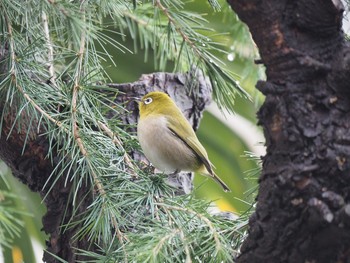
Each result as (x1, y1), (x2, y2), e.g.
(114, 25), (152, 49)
(212, 173), (230, 192)
(199, 166), (230, 192)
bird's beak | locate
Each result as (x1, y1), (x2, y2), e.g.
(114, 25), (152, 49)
(128, 96), (142, 102)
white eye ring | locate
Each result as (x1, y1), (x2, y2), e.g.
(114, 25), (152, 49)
(144, 97), (153, 104)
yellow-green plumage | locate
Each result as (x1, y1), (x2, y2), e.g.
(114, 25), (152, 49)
(137, 91), (230, 192)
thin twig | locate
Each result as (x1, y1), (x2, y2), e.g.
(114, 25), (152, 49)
(5, 14), (65, 131)
(153, 229), (181, 257)
(42, 11), (57, 88)
(70, 10), (96, 189)
(70, 7), (128, 258)
(155, 203), (222, 252)
(21, 87), (65, 129)
(152, 195), (162, 222)
(179, 230), (192, 263)
(154, 0), (201, 57)
(98, 121), (138, 178)
(123, 11), (148, 26)
(5, 15), (16, 74)
(47, 0), (69, 17)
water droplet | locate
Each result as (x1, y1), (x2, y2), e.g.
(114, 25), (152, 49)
(227, 53), (235, 61)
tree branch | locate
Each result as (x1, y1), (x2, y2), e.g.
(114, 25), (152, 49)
(42, 11), (57, 88)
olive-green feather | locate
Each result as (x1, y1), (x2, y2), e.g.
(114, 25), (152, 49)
(167, 115), (214, 175)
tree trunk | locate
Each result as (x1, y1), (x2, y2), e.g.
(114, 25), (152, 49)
(227, 0), (350, 262)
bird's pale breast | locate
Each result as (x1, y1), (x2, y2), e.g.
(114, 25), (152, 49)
(137, 115), (201, 173)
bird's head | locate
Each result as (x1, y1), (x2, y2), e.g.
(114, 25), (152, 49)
(138, 91), (174, 118)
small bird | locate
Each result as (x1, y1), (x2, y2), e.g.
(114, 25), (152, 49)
(137, 91), (230, 192)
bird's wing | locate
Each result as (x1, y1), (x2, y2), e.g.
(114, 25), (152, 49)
(167, 115), (214, 175)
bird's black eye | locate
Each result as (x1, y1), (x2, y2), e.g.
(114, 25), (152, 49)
(144, 97), (153, 105)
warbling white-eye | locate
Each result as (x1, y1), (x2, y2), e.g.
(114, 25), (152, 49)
(137, 91), (230, 192)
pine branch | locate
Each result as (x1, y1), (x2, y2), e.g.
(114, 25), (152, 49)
(4, 13), (64, 130)
(0, 1), (255, 261)
(0, 189), (26, 248)
(4, 15), (15, 75)
(98, 121), (137, 178)
(42, 11), (57, 88)
(157, 203), (223, 252)
(69, 5), (129, 254)
(154, 0), (199, 56)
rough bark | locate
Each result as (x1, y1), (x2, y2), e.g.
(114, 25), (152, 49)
(0, 42), (212, 262)
(227, 0), (350, 262)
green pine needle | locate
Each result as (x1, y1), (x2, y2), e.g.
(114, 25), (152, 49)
(0, 0), (256, 261)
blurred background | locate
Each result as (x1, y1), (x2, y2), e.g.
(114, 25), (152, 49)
(0, 0), (266, 262)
